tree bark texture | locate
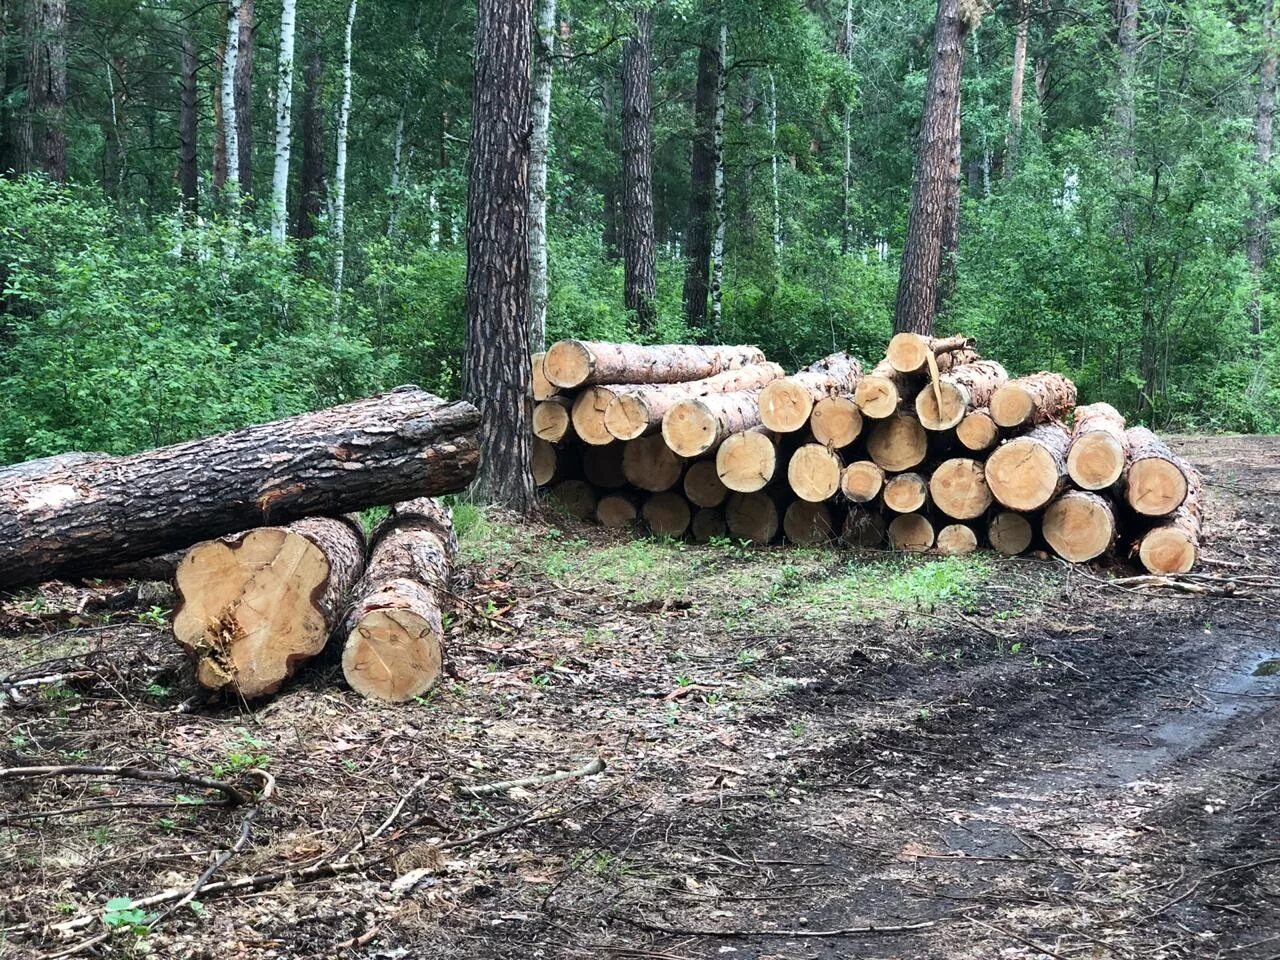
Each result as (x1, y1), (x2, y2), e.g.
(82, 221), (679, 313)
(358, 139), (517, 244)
(683, 41), (718, 334)
(234, 0), (254, 195)
(332, 0), (357, 297)
(544, 340), (765, 388)
(709, 23), (728, 335)
(19, 0), (66, 181)
(529, 0), (556, 349)
(1249, 0), (1276, 339)
(1115, 0), (1138, 242)
(840, 0), (854, 254)
(1007, 0), (1028, 174)
(180, 31), (199, 211)
(621, 7), (657, 330)
(219, 0), (242, 201)
(0, 388), (480, 590)
(295, 29), (325, 240)
(212, 42), (228, 194)
(269, 0), (297, 242)
(1066, 401), (1128, 490)
(603, 361), (785, 441)
(463, 0), (535, 511)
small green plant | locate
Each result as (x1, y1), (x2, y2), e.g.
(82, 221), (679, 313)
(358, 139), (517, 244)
(530, 673), (550, 688)
(137, 606), (169, 626)
(675, 673), (693, 688)
(103, 896), (153, 934)
(789, 721), (806, 738)
(144, 683), (170, 698)
(736, 647), (762, 667)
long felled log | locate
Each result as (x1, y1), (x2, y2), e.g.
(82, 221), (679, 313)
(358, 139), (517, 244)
(533, 397), (574, 442)
(841, 460), (885, 504)
(1135, 474), (1202, 574)
(988, 511), (1034, 556)
(642, 491), (692, 538)
(809, 396), (863, 448)
(582, 443), (626, 489)
(603, 362), (785, 441)
(888, 514), (934, 553)
(716, 429), (777, 493)
(597, 493), (640, 529)
(0, 387), (479, 591)
(866, 412), (928, 473)
(622, 434), (684, 492)
(570, 387), (618, 446)
(691, 507), (727, 543)
(1067, 403), (1128, 491)
(343, 499), (454, 703)
(174, 516), (366, 698)
(885, 333), (977, 374)
(725, 492), (779, 544)
(1042, 491), (1117, 563)
(915, 360), (1009, 431)
(935, 524), (978, 556)
(684, 459), (730, 508)
(882, 472), (929, 513)
(532, 352), (559, 401)
(758, 352), (863, 433)
(985, 422), (1071, 511)
(532, 438), (562, 487)
(854, 359), (915, 420)
(842, 507), (887, 548)
(1124, 427), (1193, 518)
(663, 389), (763, 458)
(544, 340), (765, 389)
(990, 372), (1077, 428)
(788, 443), (843, 503)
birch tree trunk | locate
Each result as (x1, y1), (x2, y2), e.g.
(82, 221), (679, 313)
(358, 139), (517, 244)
(769, 69), (781, 259)
(234, 0), (254, 195)
(1006, 0), (1028, 175)
(269, 0), (297, 243)
(1115, 0), (1138, 243)
(463, 0), (535, 512)
(840, 0), (853, 255)
(622, 6), (657, 330)
(709, 22), (727, 336)
(295, 29), (324, 240)
(529, 0), (555, 349)
(1249, 0), (1276, 341)
(332, 0), (357, 300)
(682, 40), (718, 333)
(219, 0), (242, 203)
(387, 79), (409, 238)
(179, 30), (199, 211)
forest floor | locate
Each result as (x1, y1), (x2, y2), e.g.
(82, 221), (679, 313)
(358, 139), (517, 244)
(2, 436), (1279, 960)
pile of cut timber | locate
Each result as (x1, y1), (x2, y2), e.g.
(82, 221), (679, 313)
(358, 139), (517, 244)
(533, 337), (1203, 574)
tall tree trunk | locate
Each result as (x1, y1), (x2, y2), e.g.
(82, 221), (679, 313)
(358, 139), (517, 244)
(219, 0), (242, 202)
(769, 69), (781, 260)
(529, 0), (555, 349)
(709, 23), (727, 335)
(601, 76), (620, 259)
(841, 0), (853, 254)
(463, 0), (534, 512)
(892, 0), (978, 335)
(621, 6), (657, 331)
(1249, 0), (1276, 342)
(438, 109), (453, 245)
(212, 43), (227, 194)
(332, 0), (357, 300)
(103, 52), (126, 196)
(682, 39), (718, 334)
(269, 0), (296, 242)
(20, 0), (66, 181)
(1006, 0), (1028, 175)
(294, 29), (324, 240)
(234, 0), (254, 195)
(1115, 0), (1138, 243)
(387, 78), (409, 237)
(180, 31), (199, 211)
(936, 84), (963, 314)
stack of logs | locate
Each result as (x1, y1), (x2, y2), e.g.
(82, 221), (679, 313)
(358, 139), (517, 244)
(532, 337), (1203, 575)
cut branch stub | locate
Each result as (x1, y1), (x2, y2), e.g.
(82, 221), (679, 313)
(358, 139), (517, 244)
(1124, 427), (1192, 517)
(758, 351), (862, 433)
(716, 429), (777, 493)
(990, 372), (1077, 428)
(1067, 403), (1128, 490)
(544, 340), (765, 389)
(985, 422), (1071, 511)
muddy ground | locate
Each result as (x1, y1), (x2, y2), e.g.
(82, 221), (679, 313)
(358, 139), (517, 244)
(2, 435), (1279, 960)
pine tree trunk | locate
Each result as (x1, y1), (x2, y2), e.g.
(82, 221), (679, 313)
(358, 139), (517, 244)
(463, 0), (535, 512)
(295, 30), (324, 240)
(529, 0), (556, 349)
(234, 0), (254, 195)
(269, 0), (297, 242)
(683, 41), (718, 333)
(387, 79), (409, 237)
(1006, 0), (1028, 175)
(179, 31), (199, 212)
(935, 77), (962, 314)
(601, 77), (620, 259)
(331, 0), (357, 299)
(220, 0), (242, 202)
(621, 7), (657, 330)
(20, 0), (67, 181)
(709, 23), (728, 335)
(1249, 0), (1276, 340)
(1115, 0), (1138, 243)
(892, 0), (976, 335)
(768, 69), (781, 258)
(840, 0), (853, 254)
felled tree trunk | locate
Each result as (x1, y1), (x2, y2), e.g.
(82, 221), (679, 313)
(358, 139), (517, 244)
(597, 493), (640, 529)
(343, 499), (455, 703)
(935, 523), (978, 556)
(888, 513), (934, 552)
(174, 516), (366, 698)
(783, 500), (836, 545)
(532, 438), (564, 487)
(642, 491), (692, 538)
(725, 492), (779, 543)
(716, 429), (777, 493)
(956, 408), (998, 452)
(990, 372), (1077, 428)
(531, 352), (559, 401)
(842, 508), (887, 547)
(582, 443), (626, 489)
(787, 443), (843, 502)
(544, 340), (764, 389)
(1067, 402), (1127, 490)
(603, 362), (784, 441)
(883, 472), (929, 513)
(841, 461), (885, 504)
(622, 434), (684, 492)
(684, 460), (729, 508)
(1124, 427), (1194, 517)
(1135, 476), (1202, 574)
(1042, 490), (1116, 562)
(855, 359), (915, 420)
(985, 421), (1071, 511)
(929, 457), (992, 520)
(988, 511), (1033, 556)
(691, 507), (727, 542)
(915, 359), (1009, 430)
(758, 351), (863, 433)
(549, 480), (598, 519)
(570, 387), (618, 446)
(885, 333), (977, 374)
(533, 397), (574, 442)
(809, 396), (863, 448)
(866, 412), (929, 473)
(0, 388), (479, 590)
(663, 390), (763, 457)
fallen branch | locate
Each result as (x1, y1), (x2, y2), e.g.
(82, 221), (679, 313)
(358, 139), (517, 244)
(0, 765), (250, 807)
(458, 756), (606, 797)
(616, 915), (939, 938)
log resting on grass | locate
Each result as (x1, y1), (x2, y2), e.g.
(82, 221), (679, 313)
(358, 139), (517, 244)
(915, 360), (1009, 431)
(725, 492), (779, 544)
(758, 351), (863, 433)
(1067, 403), (1128, 491)
(1135, 503), (1201, 574)
(691, 507), (728, 543)
(0, 387), (479, 591)
(990, 372), (1077, 428)
(597, 493), (640, 529)
(935, 524), (979, 556)
(888, 514), (934, 553)
(543, 340), (765, 389)
(603, 362), (785, 441)
(784, 500), (837, 545)
(988, 511), (1034, 556)
(642, 491), (692, 538)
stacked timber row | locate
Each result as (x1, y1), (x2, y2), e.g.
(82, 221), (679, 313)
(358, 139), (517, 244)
(533, 337), (1204, 575)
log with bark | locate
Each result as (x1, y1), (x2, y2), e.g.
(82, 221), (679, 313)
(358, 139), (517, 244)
(533, 397), (574, 442)
(888, 513), (934, 553)
(866, 412), (928, 473)
(929, 457), (992, 520)
(642, 491), (692, 538)
(935, 523), (978, 556)
(914, 360), (1009, 431)
(342, 499), (454, 703)
(0, 387), (479, 591)
(884, 333), (978, 374)
(603, 362), (785, 441)
(684, 459), (729, 508)
(662, 390), (763, 458)
(783, 500), (837, 545)
(787, 443), (843, 503)
(570, 387), (618, 446)
(809, 396), (863, 448)
(724, 492), (779, 544)
(1042, 490), (1117, 563)
(173, 515), (366, 698)
(1066, 402), (1128, 491)
(531, 352), (559, 401)
(1135, 503), (1201, 574)
(716, 429), (777, 493)
(758, 351), (863, 433)
(854, 359), (916, 420)
(989, 372), (1077, 428)
(988, 511), (1034, 556)
(882, 472), (929, 513)
(955, 408), (999, 452)
(622, 434), (684, 492)
(985, 422), (1071, 511)
(543, 340), (765, 389)
(1124, 427), (1193, 518)
(841, 460), (886, 504)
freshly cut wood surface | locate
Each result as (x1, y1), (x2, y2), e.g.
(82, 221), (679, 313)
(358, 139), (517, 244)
(174, 516), (366, 699)
(758, 351), (863, 433)
(1067, 403), (1128, 490)
(662, 389), (763, 458)
(531, 352), (558, 401)
(985, 422), (1071, 511)
(842, 508), (887, 548)
(684, 459), (730, 508)
(956, 408), (999, 452)
(929, 457), (992, 520)
(990, 372), (1077, 428)
(885, 333), (977, 374)
(915, 360), (1009, 430)
(841, 460), (886, 503)
(784, 500), (837, 545)
(882, 472), (929, 513)
(715, 429), (777, 493)
(570, 386), (618, 446)
(888, 513), (934, 553)
(642, 491), (692, 538)
(725, 492), (779, 544)
(1042, 491), (1116, 562)
(533, 397), (574, 442)
(342, 499), (453, 703)
(582, 443), (626, 489)
(691, 507), (728, 543)
(596, 493), (639, 528)
(1124, 427), (1192, 517)
(866, 412), (928, 472)
(544, 340), (765, 388)
(854, 359), (914, 419)
(603, 362), (785, 441)
(0, 387), (479, 591)
(549, 480), (598, 519)
(622, 434), (684, 492)
(787, 443), (843, 503)
(809, 396), (863, 448)
(532, 438), (560, 487)
(935, 523), (978, 556)
(1136, 507), (1200, 574)
(988, 511), (1034, 556)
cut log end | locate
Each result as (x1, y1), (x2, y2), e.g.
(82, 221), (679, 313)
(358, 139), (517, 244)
(888, 514), (935, 553)
(1137, 523), (1197, 575)
(596, 494), (639, 529)
(988, 512), (1034, 556)
(532, 438), (559, 487)
(989, 384), (1035, 428)
(642, 492), (692, 539)
(725, 492), (779, 544)
(883, 472), (929, 514)
(623, 434), (684, 492)
(691, 508), (728, 543)
(935, 524), (978, 556)
(343, 600), (444, 703)
(783, 500), (836, 546)
(842, 508), (887, 548)
(531, 352), (558, 401)
(662, 399), (720, 458)
(956, 410), (999, 452)
(685, 459), (730, 508)
(716, 430), (776, 493)
(841, 460), (885, 504)
(985, 426), (1070, 512)
(854, 376), (900, 420)
(571, 387), (617, 446)
(929, 458), (992, 520)
(533, 399), (573, 442)
(1043, 491), (1116, 562)
(759, 379), (815, 433)
(866, 414), (928, 473)
(543, 339), (595, 388)
(582, 443), (626, 489)
(914, 381), (967, 431)
(886, 333), (931, 374)
(787, 443), (843, 503)
(990, 372), (1077, 428)
(810, 396), (863, 448)
(604, 393), (651, 441)
(1067, 432), (1126, 490)
(1127, 457), (1189, 518)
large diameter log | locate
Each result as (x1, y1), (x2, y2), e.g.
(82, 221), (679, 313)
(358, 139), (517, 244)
(855, 360), (915, 420)
(888, 514), (934, 553)
(985, 422), (1071, 511)
(691, 507), (728, 543)
(533, 397), (574, 442)
(603, 362), (785, 441)
(1124, 427), (1193, 517)
(532, 438), (561, 487)
(915, 360), (1009, 431)
(929, 458), (992, 520)
(174, 516), (366, 698)
(684, 460), (730, 508)
(809, 396), (863, 448)
(0, 387), (479, 591)
(0, 451), (109, 480)
(716, 429), (777, 493)
(1067, 403), (1128, 490)
(935, 524), (979, 556)
(956, 408), (999, 452)
(1136, 507), (1200, 574)
(597, 493), (640, 529)
(882, 472), (929, 514)
(548, 480), (598, 519)
(885, 333), (978, 374)
(783, 500), (837, 545)
(570, 387), (618, 446)
(582, 443), (626, 489)
(758, 352), (863, 433)
(988, 512), (1034, 556)
(642, 491), (692, 538)
(841, 460), (885, 504)
(663, 390), (763, 458)
(622, 434), (685, 492)
(725, 492), (779, 544)
(531, 352), (559, 401)
(842, 508), (887, 548)
(866, 412), (928, 473)
(544, 340), (765, 389)
(342, 499), (453, 703)
(1042, 491), (1117, 563)
(787, 443), (843, 503)
(990, 372), (1077, 428)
